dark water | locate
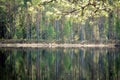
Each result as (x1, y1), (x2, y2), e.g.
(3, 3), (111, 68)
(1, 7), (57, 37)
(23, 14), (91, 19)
(0, 48), (120, 80)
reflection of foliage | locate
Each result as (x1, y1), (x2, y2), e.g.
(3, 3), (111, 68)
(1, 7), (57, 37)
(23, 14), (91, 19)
(1, 48), (120, 80)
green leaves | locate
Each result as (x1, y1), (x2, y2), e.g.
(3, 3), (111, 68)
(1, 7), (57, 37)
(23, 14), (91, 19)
(39, 0), (115, 22)
(47, 25), (56, 39)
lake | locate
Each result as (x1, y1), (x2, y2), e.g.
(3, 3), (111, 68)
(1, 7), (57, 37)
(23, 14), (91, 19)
(0, 48), (120, 80)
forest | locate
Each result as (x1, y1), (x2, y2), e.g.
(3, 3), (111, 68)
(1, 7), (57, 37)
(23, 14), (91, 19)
(1, 1), (120, 80)
(0, 0), (120, 44)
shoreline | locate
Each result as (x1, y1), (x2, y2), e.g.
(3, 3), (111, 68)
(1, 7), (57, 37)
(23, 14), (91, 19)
(0, 43), (115, 48)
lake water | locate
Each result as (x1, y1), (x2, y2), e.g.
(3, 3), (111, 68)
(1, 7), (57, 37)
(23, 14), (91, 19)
(0, 48), (120, 80)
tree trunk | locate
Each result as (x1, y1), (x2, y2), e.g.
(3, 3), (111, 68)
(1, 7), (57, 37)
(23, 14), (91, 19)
(108, 0), (114, 40)
(108, 12), (114, 40)
(79, 23), (86, 41)
(36, 8), (40, 41)
(55, 20), (60, 41)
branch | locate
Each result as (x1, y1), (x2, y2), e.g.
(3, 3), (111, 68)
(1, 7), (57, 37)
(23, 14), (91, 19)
(61, 1), (111, 16)
(38, 0), (56, 5)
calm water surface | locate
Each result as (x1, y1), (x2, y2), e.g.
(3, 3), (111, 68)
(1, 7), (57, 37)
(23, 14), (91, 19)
(0, 48), (120, 80)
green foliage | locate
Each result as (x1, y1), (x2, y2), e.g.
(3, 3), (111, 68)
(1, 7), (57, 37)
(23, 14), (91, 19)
(47, 25), (56, 40)
(115, 18), (120, 39)
(44, 0), (113, 22)
(64, 21), (71, 36)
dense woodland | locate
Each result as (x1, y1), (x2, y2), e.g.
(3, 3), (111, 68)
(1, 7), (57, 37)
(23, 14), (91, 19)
(0, 0), (120, 43)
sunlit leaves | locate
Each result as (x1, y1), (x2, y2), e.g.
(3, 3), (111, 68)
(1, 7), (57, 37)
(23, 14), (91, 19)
(32, 0), (41, 5)
(46, 11), (53, 16)
(39, 0), (114, 22)
(28, 7), (34, 12)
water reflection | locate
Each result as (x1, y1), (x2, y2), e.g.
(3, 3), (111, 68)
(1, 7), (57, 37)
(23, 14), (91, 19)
(0, 48), (120, 80)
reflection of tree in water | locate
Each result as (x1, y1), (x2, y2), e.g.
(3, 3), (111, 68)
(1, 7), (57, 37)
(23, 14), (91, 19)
(26, 49), (32, 80)
(0, 48), (120, 80)
(0, 49), (16, 80)
(107, 49), (120, 80)
(0, 50), (7, 79)
(36, 49), (40, 80)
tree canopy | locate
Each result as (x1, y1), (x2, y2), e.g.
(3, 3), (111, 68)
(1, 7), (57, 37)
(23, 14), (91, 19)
(37, 0), (119, 22)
